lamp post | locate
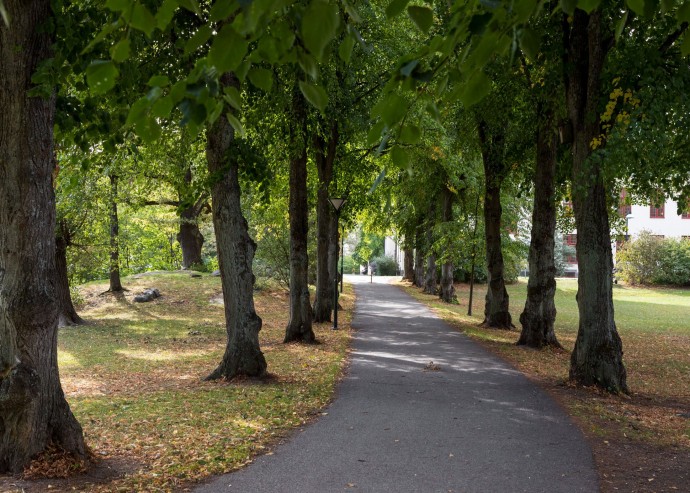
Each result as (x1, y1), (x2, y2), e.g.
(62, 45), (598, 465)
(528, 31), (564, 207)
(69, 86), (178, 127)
(329, 197), (347, 329)
(340, 230), (345, 293)
(625, 213), (634, 241)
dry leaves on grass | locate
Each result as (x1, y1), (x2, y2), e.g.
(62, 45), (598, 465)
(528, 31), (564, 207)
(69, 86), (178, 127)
(40, 274), (355, 492)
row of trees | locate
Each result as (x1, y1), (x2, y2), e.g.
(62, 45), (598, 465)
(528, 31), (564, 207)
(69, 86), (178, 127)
(367, 1), (690, 399)
(1, 0), (689, 475)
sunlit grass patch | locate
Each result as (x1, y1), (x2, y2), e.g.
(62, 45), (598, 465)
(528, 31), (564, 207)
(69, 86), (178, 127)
(56, 273), (353, 491)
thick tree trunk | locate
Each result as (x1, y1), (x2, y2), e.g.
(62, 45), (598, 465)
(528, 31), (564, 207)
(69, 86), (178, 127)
(205, 74), (267, 380)
(478, 118), (512, 329)
(312, 122), (339, 322)
(0, 0), (86, 471)
(518, 110), (561, 348)
(564, 11), (626, 392)
(285, 88), (315, 343)
(109, 174), (123, 292)
(439, 186), (456, 303)
(177, 180), (204, 270)
(55, 230), (84, 328)
(403, 246), (414, 281)
(177, 211), (204, 269)
(424, 253), (437, 294)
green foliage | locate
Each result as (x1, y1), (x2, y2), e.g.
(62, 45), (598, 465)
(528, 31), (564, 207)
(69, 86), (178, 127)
(341, 255), (358, 274)
(617, 232), (690, 286)
(371, 255), (398, 275)
(554, 233), (576, 277)
(352, 231), (384, 265)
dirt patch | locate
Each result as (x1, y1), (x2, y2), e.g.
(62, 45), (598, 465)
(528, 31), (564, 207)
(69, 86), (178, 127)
(0, 457), (137, 493)
(535, 383), (689, 493)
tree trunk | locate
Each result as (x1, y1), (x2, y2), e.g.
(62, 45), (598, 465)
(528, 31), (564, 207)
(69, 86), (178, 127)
(467, 193), (481, 316)
(439, 186), (456, 303)
(55, 229), (84, 328)
(177, 208), (204, 269)
(403, 246), (414, 281)
(424, 253), (437, 294)
(285, 88), (315, 343)
(518, 109), (561, 348)
(477, 117), (512, 329)
(205, 73), (267, 380)
(0, 0), (86, 471)
(312, 122), (339, 322)
(423, 203), (437, 294)
(109, 174), (123, 292)
(564, 11), (626, 392)
(177, 170), (204, 270)
(413, 225), (424, 289)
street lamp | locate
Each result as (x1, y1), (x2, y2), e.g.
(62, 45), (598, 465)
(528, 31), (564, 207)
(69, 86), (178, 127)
(329, 197), (347, 329)
(625, 213), (634, 241)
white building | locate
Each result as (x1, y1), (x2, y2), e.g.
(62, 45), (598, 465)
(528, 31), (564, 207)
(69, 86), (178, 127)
(563, 196), (690, 275)
(624, 198), (690, 239)
(384, 236), (405, 273)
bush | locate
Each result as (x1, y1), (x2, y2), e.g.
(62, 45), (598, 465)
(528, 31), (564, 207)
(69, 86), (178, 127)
(341, 255), (358, 275)
(370, 255), (398, 275)
(617, 232), (690, 285)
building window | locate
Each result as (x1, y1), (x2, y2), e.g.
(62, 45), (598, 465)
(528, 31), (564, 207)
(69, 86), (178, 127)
(619, 189), (632, 216)
(564, 234), (577, 264)
(650, 203), (665, 218)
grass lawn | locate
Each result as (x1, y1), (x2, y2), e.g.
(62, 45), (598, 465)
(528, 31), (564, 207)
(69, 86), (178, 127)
(400, 278), (690, 492)
(8, 272), (353, 492)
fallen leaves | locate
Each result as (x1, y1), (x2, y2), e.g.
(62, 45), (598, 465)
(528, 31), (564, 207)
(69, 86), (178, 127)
(44, 274), (354, 491)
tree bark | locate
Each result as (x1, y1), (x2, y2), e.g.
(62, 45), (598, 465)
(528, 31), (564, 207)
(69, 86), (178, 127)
(423, 203), (437, 294)
(439, 186), (456, 303)
(402, 246), (414, 281)
(424, 252), (437, 294)
(477, 117), (512, 329)
(285, 88), (315, 343)
(413, 225), (424, 288)
(55, 227), (84, 328)
(0, 0), (86, 471)
(518, 109), (561, 348)
(109, 174), (123, 292)
(312, 122), (339, 322)
(205, 73), (267, 380)
(564, 11), (627, 392)
(177, 170), (204, 269)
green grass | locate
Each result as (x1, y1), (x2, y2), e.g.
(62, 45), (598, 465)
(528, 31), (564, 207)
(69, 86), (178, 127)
(53, 273), (353, 492)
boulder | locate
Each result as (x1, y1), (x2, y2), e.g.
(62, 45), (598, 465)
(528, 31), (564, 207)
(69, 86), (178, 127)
(134, 288), (160, 303)
(211, 270), (221, 277)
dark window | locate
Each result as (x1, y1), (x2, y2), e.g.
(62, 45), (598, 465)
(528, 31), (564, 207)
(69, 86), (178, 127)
(619, 189), (632, 216)
(650, 203), (665, 218)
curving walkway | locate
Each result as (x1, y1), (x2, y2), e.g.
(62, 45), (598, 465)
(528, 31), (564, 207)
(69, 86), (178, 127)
(195, 276), (598, 492)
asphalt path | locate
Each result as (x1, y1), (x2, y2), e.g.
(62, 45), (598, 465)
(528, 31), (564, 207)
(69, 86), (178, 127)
(195, 275), (599, 493)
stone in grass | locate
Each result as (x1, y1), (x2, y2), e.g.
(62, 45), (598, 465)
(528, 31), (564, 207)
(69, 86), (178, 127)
(211, 270), (221, 277)
(134, 288), (161, 303)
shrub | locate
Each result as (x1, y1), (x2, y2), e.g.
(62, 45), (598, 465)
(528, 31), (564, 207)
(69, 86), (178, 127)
(616, 232), (690, 286)
(370, 255), (398, 275)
